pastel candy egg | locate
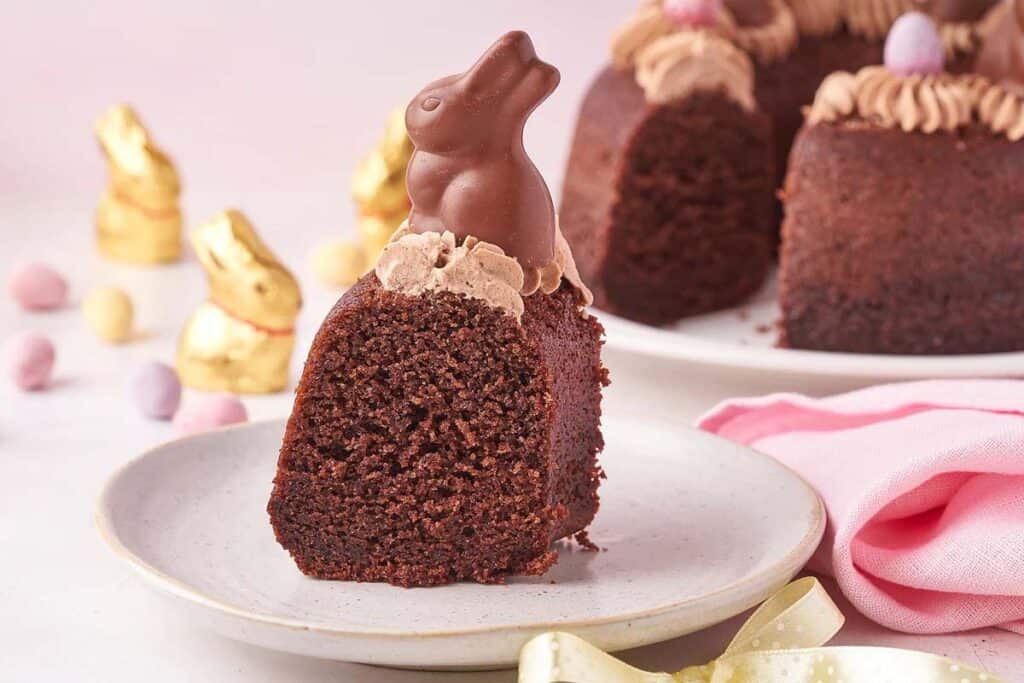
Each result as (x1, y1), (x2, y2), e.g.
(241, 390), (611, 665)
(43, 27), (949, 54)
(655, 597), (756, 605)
(7, 333), (56, 391)
(132, 361), (182, 420)
(311, 240), (367, 288)
(173, 395), (248, 436)
(884, 12), (945, 76)
(663, 0), (722, 27)
(7, 262), (68, 311)
(83, 286), (134, 343)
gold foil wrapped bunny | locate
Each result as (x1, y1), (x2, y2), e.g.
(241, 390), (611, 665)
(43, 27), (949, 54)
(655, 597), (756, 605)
(353, 107), (414, 256)
(314, 108), (412, 287)
(176, 209), (302, 394)
(95, 105), (183, 264)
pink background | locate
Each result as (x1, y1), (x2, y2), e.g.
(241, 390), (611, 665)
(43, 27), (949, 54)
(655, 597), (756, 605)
(1, 1), (625, 213)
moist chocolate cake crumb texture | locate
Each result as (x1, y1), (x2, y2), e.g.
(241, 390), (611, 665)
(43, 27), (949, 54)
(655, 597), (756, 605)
(561, 70), (775, 325)
(270, 277), (606, 586)
(780, 124), (1024, 355)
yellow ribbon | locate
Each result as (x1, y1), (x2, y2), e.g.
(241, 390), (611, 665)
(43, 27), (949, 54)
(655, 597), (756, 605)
(518, 577), (1002, 683)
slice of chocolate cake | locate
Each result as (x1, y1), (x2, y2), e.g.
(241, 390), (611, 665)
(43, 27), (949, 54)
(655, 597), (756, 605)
(268, 31), (608, 587)
(780, 9), (1024, 354)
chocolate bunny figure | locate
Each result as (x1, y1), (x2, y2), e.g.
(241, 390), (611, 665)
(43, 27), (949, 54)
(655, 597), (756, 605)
(976, 0), (1024, 89)
(405, 31), (560, 269)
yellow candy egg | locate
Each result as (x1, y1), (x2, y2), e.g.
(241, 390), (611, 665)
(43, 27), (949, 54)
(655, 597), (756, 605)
(311, 241), (367, 288)
(357, 214), (402, 256)
(83, 286), (134, 343)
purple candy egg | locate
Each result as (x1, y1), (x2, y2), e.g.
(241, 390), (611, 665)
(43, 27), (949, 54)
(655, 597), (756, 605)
(7, 262), (68, 311)
(7, 332), (56, 391)
(173, 395), (248, 436)
(132, 361), (182, 420)
(884, 12), (945, 76)
(663, 0), (722, 28)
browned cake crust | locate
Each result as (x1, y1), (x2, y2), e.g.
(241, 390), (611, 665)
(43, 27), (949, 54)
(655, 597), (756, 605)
(560, 67), (776, 326)
(780, 122), (1024, 354)
(268, 275), (607, 587)
(756, 32), (975, 195)
(756, 32), (883, 199)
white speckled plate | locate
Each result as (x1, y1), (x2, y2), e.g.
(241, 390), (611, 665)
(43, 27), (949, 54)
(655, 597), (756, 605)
(599, 271), (1024, 379)
(95, 416), (824, 670)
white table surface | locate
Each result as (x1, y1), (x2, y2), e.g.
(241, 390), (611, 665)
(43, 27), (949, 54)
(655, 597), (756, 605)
(3, 195), (1023, 682)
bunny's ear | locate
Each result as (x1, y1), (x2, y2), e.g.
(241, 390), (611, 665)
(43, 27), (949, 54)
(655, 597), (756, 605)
(462, 31), (537, 99)
(511, 60), (560, 114)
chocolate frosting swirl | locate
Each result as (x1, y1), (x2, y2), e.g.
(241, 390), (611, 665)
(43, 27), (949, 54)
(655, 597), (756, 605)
(967, 0), (1024, 140)
(522, 227), (593, 304)
(376, 224), (592, 320)
(376, 227), (527, 319)
(725, 0), (800, 64)
(634, 30), (756, 109)
(610, 0), (793, 113)
(613, 0), (1001, 72)
(807, 65), (973, 133)
(939, 18), (982, 57)
(611, 2), (679, 69)
(844, 0), (920, 39)
(844, 0), (999, 42)
(972, 77), (1024, 139)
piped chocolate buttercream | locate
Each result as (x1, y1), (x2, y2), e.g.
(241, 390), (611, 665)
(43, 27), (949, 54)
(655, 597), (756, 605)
(975, 0), (1024, 89)
(404, 31), (560, 269)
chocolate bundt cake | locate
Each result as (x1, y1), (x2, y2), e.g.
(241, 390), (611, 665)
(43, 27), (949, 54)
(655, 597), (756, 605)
(780, 6), (1024, 354)
(560, 0), (1004, 326)
(560, 42), (776, 326)
(269, 31), (608, 587)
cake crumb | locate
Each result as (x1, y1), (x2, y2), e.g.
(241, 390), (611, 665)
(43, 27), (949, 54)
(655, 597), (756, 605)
(574, 530), (600, 552)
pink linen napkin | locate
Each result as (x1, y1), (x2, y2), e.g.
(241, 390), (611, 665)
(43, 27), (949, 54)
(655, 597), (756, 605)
(697, 379), (1024, 635)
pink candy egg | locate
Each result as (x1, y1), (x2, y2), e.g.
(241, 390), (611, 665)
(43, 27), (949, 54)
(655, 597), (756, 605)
(173, 395), (248, 436)
(663, 0), (722, 28)
(132, 361), (182, 420)
(7, 262), (68, 311)
(7, 333), (56, 391)
(884, 12), (945, 76)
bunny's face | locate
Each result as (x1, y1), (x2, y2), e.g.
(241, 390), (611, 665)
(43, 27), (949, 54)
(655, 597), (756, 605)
(405, 75), (469, 153)
(193, 210), (301, 329)
(97, 105), (181, 202)
(405, 32), (559, 155)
